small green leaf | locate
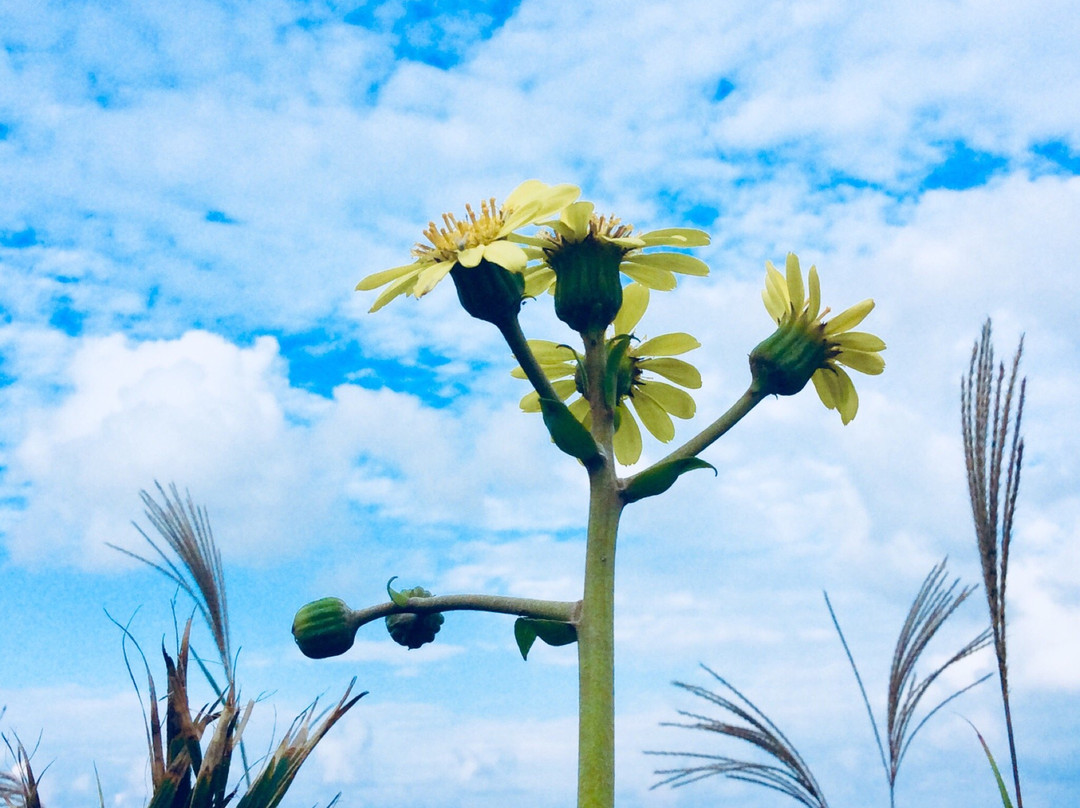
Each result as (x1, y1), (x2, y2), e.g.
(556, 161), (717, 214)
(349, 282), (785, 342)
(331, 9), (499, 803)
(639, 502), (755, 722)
(387, 576), (409, 607)
(515, 618), (578, 660)
(622, 457), (717, 503)
(533, 619), (577, 646)
(514, 618), (538, 660)
(538, 397), (600, 463)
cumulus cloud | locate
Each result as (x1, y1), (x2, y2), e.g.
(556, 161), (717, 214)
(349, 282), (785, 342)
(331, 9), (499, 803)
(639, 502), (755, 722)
(1, 329), (585, 568)
(2, 0), (1079, 804)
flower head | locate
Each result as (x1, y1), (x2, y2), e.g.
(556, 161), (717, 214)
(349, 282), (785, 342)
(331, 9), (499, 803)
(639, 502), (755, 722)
(523, 201), (711, 299)
(515, 284), (702, 465)
(750, 253), (885, 424)
(356, 180), (580, 313)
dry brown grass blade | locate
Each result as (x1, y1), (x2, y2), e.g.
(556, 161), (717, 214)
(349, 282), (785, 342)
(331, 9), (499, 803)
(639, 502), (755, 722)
(111, 482), (232, 675)
(884, 560), (993, 790)
(236, 679), (366, 808)
(0, 735), (43, 808)
(960, 318), (1025, 808)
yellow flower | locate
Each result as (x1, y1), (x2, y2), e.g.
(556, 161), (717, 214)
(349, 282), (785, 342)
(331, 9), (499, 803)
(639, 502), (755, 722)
(514, 284), (702, 465)
(752, 253), (885, 424)
(521, 201), (711, 299)
(356, 180), (580, 312)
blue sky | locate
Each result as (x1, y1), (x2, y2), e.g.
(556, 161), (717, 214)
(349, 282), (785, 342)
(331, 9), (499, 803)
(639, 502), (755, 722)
(1, 0), (1079, 806)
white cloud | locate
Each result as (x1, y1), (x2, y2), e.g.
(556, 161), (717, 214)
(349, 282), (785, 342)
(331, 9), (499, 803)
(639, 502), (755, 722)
(2, 0), (1080, 804)
(1, 329), (586, 568)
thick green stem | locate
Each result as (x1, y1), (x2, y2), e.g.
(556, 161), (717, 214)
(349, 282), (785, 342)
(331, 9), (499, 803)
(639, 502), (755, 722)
(577, 328), (623, 808)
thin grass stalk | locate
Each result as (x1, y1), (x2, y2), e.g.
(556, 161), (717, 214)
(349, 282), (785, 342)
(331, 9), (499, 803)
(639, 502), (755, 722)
(829, 559), (992, 808)
(824, 592), (888, 778)
(961, 319), (1025, 808)
(647, 665), (828, 808)
(111, 483), (231, 676)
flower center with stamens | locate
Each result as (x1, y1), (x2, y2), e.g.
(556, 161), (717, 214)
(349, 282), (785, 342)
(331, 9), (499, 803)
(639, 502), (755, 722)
(412, 198), (507, 263)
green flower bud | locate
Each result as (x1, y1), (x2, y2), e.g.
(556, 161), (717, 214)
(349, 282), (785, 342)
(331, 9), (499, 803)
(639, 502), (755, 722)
(548, 237), (625, 334)
(449, 258), (525, 326)
(292, 597), (357, 659)
(748, 317), (828, 396)
(385, 586), (445, 649)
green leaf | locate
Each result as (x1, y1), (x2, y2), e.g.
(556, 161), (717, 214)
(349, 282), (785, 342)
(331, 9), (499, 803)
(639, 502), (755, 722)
(387, 577), (409, 607)
(515, 618), (578, 660)
(539, 397), (600, 463)
(622, 457), (717, 503)
(604, 335), (634, 411)
(967, 721), (1015, 808)
(514, 618), (537, 660)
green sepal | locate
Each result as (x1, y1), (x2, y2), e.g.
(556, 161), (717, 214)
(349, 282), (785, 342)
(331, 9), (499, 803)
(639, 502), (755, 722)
(387, 576), (409, 607)
(450, 258), (525, 326)
(384, 583), (443, 649)
(538, 397), (600, 463)
(604, 335), (634, 412)
(514, 618), (578, 660)
(622, 457), (717, 504)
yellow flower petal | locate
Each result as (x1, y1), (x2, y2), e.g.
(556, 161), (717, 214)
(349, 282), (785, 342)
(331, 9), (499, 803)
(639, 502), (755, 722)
(568, 396), (591, 423)
(529, 340), (577, 363)
(631, 391), (675, 442)
(413, 260), (456, 297)
(356, 261), (422, 292)
(481, 240), (528, 273)
(762, 289), (785, 323)
(640, 381), (696, 419)
(636, 357), (702, 388)
(456, 245), (485, 268)
(624, 252), (709, 276)
(511, 361), (575, 380)
(560, 201), (595, 240)
(833, 367), (859, 423)
(811, 369), (836, 409)
(368, 271), (419, 312)
(503, 179), (548, 210)
(785, 252), (805, 310)
(835, 349), (886, 375)
(502, 181), (581, 233)
(763, 261), (789, 320)
(520, 390), (541, 412)
(550, 378), (578, 401)
(606, 235), (647, 249)
(824, 299), (875, 335)
(807, 265), (821, 320)
(637, 228), (711, 247)
(831, 331), (886, 352)
(613, 402), (642, 465)
(613, 283), (649, 335)
(619, 261), (677, 291)
(523, 266), (556, 297)
(635, 332), (700, 357)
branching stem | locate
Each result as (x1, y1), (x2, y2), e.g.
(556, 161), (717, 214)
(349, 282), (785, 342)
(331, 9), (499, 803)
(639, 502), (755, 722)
(499, 315), (562, 402)
(347, 594), (579, 631)
(648, 384), (766, 468)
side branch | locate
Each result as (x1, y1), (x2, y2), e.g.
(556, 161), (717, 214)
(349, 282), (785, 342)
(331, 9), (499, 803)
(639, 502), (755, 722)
(623, 385), (766, 488)
(348, 594), (580, 632)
